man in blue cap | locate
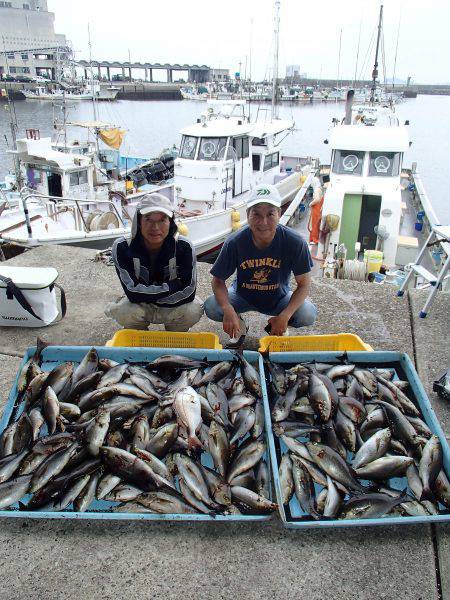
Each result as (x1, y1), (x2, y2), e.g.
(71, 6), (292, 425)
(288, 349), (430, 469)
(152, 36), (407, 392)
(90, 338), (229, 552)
(204, 184), (317, 342)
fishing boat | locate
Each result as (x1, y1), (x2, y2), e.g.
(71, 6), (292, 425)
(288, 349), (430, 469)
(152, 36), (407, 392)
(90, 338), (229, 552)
(22, 83), (119, 101)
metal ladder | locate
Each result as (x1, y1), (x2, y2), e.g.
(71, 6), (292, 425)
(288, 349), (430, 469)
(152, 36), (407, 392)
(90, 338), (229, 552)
(397, 225), (450, 318)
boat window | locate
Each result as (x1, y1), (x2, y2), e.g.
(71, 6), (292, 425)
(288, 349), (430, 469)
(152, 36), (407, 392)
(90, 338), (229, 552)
(368, 152), (401, 177)
(198, 137), (227, 161)
(70, 170), (88, 186)
(180, 135), (198, 159)
(332, 150), (364, 175)
(263, 152), (279, 171)
(233, 138), (243, 160)
(252, 137), (266, 146)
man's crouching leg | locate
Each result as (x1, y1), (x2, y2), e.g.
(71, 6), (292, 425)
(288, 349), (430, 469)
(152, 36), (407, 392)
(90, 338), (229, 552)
(289, 299), (318, 328)
(158, 297), (204, 332)
(104, 297), (149, 330)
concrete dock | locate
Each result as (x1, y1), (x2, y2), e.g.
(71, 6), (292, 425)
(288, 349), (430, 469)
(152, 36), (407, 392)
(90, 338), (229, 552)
(0, 245), (448, 600)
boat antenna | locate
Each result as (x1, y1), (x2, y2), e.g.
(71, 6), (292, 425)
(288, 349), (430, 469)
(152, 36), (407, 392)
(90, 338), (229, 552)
(353, 14), (363, 88)
(391, 9), (401, 92)
(271, 0), (280, 120)
(336, 28), (342, 93)
(2, 35), (23, 189)
(370, 4), (383, 104)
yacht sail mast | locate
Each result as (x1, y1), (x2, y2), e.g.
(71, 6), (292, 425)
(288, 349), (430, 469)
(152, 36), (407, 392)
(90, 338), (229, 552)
(370, 4), (383, 104)
(271, 0), (280, 119)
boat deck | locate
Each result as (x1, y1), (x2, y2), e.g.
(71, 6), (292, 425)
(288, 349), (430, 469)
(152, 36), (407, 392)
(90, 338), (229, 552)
(0, 243), (448, 600)
(292, 174), (433, 277)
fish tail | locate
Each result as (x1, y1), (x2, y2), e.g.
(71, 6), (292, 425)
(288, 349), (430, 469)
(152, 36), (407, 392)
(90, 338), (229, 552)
(188, 434), (203, 450)
(420, 487), (434, 502)
(33, 337), (49, 362)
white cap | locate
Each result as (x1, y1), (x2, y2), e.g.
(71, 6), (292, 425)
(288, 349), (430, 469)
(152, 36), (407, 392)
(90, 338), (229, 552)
(138, 193), (174, 218)
(247, 184), (281, 209)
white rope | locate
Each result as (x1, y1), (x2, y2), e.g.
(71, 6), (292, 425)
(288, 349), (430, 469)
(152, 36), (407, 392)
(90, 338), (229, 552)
(343, 259), (367, 281)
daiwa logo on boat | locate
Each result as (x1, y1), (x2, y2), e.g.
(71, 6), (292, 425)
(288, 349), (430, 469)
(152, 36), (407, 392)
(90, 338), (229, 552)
(257, 188), (271, 196)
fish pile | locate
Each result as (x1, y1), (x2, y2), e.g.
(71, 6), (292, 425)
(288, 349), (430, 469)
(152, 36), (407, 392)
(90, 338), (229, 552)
(265, 357), (450, 521)
(0, 344), (276, 517)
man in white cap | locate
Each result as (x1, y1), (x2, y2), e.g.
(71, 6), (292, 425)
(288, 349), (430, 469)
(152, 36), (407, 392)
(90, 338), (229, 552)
(204, 184), (317, 342)
(105, 193), (203, 331)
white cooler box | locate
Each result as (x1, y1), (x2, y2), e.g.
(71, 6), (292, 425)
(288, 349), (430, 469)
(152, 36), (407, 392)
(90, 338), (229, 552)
(0, 266), (66, 327)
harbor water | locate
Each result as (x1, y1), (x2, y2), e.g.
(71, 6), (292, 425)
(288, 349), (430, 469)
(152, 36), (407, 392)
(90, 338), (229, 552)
(1, 94), (449, 223)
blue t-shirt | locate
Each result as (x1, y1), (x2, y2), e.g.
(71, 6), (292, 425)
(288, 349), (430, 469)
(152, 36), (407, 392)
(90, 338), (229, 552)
(210, 225), (313, 311)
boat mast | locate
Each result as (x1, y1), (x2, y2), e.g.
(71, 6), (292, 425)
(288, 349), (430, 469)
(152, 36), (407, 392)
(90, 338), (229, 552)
(370, 4), (383, 104)
(271, 0), (280, 119)
(88, 24), (100, 154)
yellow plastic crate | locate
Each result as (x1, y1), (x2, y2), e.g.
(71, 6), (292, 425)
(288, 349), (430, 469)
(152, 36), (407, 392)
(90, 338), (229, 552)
(258, 333), (373, 353)
(105, 329), (222, 349)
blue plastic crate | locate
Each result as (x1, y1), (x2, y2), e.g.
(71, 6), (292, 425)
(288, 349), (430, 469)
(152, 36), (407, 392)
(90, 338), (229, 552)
(261, 351), (450, 528)
(0, 346), (274, 522)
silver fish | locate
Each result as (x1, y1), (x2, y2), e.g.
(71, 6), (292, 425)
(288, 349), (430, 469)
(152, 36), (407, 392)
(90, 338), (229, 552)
(352, 428), (392, 470)
(306, 443), (364, 492)
(279, 454), (294, 505)
(0, 450), (28, 484)
(324, 475), (342, 519)
(197, 361), (234, 386)
(419, 435), (443, 499)
(340, 490), (408, 520)
(174, 454), (215, 507)
(104, 483), (144, 503)
(96, 473), (121, 500)
(308, 372), (332, 422)
(86, 409), (110, 456)
(97, 363), (128, 388)
(227, 440), (265, 483)
(73, 472), (100, 512)
(42, 475), (91, 512)
(30, 442), (78, 493)
(291, 455), (318, 517)
(42, 387), (60, 435)
(334, 409), (357, 452)
(0, 474), (32, 509)
(406, 462), (423, 500)
(231, 486), (277, 511)
(208, 421), (230, 478)
(236, 353), (262, 396)
(230, 407), (255, 444)
(255, 461), (270, 498)
(354, 456), (414, 480)
(136, 491), (197, 514)
(252, 401), (265, 440)
(201, 465), (231, 506)
(272, 377), (302, 422)
(72, 349), (99, 387)
(131, 415), (151, 450)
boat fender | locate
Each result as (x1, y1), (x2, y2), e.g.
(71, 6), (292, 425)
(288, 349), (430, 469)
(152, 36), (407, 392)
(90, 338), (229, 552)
(231, 209), (241, 231)
(177, 222), (189, 236)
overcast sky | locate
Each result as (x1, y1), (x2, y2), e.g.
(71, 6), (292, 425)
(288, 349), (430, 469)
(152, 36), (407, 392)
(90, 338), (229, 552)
(49, 0), (448, 84)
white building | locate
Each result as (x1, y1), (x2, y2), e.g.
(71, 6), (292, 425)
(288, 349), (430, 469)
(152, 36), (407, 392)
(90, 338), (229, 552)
(286, 65), (301, 78)
(0, 0), (70, 80)
(209, 68), (230, 82)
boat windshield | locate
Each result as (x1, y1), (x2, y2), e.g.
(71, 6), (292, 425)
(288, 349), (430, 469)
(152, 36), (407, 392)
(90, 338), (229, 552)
(368, 152), (401, 177)
(332, 150), (365, 175)
(180, 136), (198, 159)
(198, 137), (228, 161)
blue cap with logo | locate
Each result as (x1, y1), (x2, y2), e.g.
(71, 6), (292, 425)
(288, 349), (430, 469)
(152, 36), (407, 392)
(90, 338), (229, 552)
(247, 184), (282, 209)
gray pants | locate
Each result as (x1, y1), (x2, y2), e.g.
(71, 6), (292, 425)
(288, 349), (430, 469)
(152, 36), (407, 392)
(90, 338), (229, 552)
(105, 296), (204, 332)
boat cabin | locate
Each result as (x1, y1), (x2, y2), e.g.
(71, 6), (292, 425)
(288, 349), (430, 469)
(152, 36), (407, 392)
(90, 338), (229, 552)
(174, 102), (294, 213)
(12, 137), (96, 199)
(322, 105), (410, 266)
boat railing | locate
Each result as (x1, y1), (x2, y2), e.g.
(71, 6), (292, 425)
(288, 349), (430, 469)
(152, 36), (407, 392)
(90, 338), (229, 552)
(19, 189), (126, 235)
(407, 169), (449, 269)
